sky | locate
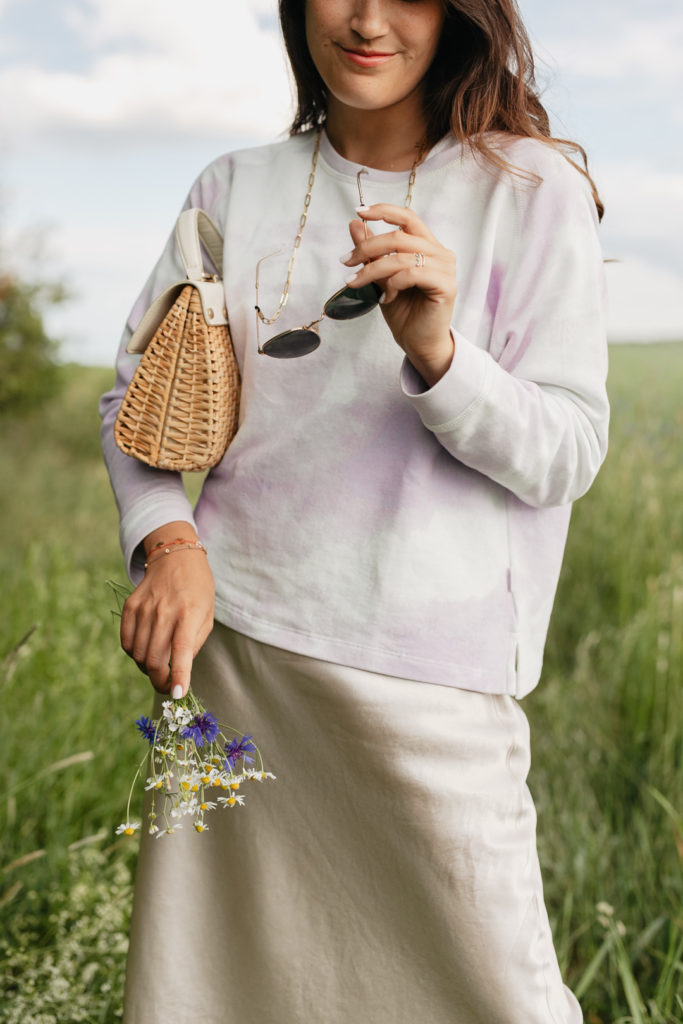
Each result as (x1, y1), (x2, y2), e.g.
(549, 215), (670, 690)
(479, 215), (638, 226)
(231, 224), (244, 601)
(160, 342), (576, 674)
(1, 0), (682, 364)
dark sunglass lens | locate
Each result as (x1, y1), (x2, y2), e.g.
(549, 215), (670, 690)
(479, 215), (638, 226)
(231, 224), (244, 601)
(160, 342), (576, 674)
(262, 329), (321, 359)
(324, 282), (382, 321)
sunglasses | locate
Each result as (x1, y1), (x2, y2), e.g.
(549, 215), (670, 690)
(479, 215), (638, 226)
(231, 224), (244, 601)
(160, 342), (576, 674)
(255, 270), (381, 359)
(255, 168), (381, 359)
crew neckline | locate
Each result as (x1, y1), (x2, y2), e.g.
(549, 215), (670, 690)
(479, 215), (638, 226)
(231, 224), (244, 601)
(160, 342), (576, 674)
(318, 129), (461, 183)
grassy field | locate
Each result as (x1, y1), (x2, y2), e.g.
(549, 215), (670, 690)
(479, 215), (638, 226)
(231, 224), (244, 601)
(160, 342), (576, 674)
(1, 346), (682, 1023)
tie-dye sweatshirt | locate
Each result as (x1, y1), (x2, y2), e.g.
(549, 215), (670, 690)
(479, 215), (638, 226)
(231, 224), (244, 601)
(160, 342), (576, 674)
(100, 129), (609, 698)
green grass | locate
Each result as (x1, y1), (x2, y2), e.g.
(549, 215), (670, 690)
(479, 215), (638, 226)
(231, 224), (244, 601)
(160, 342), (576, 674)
(1, 350), (682, 1022)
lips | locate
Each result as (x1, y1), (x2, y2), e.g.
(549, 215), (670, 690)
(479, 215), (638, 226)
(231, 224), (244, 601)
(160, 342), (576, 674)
(340, 46), (396, 67)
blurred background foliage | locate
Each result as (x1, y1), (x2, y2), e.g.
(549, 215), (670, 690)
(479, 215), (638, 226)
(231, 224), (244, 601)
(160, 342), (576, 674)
(0, 232), (68, 413)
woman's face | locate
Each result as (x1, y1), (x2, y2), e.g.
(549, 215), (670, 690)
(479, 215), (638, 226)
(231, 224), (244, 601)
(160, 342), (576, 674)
(305, 0), (445, 118)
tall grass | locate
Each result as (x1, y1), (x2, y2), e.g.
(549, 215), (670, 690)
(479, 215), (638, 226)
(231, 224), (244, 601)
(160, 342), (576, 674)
(529, 344), (683, 1022)
(1, 350), (682, 1022)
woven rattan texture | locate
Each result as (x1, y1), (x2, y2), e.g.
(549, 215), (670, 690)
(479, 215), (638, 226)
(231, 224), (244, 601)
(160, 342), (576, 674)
(114, 286), (240, 472)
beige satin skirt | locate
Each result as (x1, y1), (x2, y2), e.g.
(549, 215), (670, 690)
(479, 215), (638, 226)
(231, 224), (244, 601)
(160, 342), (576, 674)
(123, 623), (582, 1024)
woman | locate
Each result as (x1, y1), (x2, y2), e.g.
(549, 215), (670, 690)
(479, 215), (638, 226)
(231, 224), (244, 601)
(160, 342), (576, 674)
(100, 1), (609, 1021)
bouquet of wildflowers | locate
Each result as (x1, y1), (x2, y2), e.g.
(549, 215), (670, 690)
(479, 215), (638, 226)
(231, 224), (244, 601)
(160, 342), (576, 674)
(116, 691), (275, 839)
(109, 582), (274, 839)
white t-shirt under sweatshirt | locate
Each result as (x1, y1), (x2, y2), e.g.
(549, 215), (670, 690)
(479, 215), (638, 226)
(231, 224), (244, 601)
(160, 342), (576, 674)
(100, 129), (609, 698)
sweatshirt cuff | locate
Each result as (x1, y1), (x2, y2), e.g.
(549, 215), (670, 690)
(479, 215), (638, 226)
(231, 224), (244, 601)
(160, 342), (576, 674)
(400, 330), (492, 431)
(120, 492), (198, 584)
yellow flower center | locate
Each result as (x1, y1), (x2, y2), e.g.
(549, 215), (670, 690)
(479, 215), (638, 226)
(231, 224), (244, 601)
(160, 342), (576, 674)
(227, 797), (236, 806)
(124, 827), (135, 836)
(230, 782), (240, 791)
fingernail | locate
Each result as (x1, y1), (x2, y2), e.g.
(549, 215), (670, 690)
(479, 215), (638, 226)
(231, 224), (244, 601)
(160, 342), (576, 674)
(339, 250), (355, 264)
(343, 272), (360, 285)
(355, 205), (371, 215)
(379, 292), (388, 305)
(171, 684), (183, 700)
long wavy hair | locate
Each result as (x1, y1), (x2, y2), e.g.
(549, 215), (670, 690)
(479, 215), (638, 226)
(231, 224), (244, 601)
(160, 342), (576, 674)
(278, 0), (604, 220)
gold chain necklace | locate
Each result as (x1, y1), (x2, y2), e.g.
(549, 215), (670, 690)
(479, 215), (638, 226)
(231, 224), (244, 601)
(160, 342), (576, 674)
(256, 130), (426, 326)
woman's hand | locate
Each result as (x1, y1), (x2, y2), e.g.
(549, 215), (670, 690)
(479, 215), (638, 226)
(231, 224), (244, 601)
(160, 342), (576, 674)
(342, 204), (457, 387)
(119, 521), (215, 698)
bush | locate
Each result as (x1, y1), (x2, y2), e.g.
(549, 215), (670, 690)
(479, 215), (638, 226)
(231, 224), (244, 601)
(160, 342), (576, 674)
(0, 274), (65, 414)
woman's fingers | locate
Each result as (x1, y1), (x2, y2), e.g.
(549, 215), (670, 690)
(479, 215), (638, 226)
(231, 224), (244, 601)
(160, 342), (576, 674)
(355, 202), (439, 241)
(119, 551), (215, 697)
(168, 612), (213, 698)
(345, 205), (458, 386)
(343, 227), (445, 267)
(142, 614), (175, 692)
(380, 267), (456, 306)
(344, 249), (456, 300)
(343, 207), (455, 299)
(120, 600), (138, 658)
(348, 217), (370, 250)
(122, 592), (172, 690)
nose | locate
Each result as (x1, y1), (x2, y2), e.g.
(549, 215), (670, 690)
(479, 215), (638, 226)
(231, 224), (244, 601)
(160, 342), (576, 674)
(350, 0), (390, 41)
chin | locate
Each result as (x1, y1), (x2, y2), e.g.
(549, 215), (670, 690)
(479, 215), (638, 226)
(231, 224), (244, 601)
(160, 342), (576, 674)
(326, 76), (413, 115)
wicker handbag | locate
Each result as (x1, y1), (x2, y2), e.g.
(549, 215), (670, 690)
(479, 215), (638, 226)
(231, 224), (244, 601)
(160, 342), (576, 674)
(113, 208), (240, 472)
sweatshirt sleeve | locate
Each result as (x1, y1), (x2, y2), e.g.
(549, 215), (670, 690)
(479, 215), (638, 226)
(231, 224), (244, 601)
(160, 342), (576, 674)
(99, 156), (232, 582)
(401, 149), (609, 508)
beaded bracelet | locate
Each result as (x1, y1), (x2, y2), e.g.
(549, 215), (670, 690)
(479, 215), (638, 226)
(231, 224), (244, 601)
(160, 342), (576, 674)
(149, 536), (198, 553)
(144, 540), (207, 569)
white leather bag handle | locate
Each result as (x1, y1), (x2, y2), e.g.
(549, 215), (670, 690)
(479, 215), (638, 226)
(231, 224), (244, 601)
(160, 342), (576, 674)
(175, 208), (224, 280)
(126, 208), (228, 355)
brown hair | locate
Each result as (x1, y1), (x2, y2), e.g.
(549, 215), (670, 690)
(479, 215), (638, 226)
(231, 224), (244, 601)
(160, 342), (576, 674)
(278, 0), (604, 220)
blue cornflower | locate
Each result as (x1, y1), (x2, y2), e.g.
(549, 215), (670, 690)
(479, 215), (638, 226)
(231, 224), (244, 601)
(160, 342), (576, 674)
(180, 711), (220, 748)
(135, 716), (158, 745)
(224, 734), (257, 771)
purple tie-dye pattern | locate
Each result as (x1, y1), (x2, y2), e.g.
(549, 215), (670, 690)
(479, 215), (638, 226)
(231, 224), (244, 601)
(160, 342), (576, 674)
(486, 264), (504, 316)
(100, 131), (608, 698)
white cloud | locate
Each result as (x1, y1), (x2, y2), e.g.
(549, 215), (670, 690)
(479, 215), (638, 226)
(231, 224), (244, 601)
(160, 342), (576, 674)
(0, 0), (294, 143)
(545, 11), (683, 84)
(606, 259), (683, 342)
(592, 165), (683, 341)
(598, 164), (683, 263)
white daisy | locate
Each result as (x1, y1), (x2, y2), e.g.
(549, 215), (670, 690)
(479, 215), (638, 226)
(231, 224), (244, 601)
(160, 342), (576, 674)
(155, 824), (183, 839)
(218, 794), (246, 808)
(115, 822), (140, 836)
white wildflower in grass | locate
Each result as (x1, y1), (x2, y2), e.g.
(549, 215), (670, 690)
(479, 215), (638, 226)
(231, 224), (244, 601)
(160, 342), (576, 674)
(117, 690), (275, 838)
